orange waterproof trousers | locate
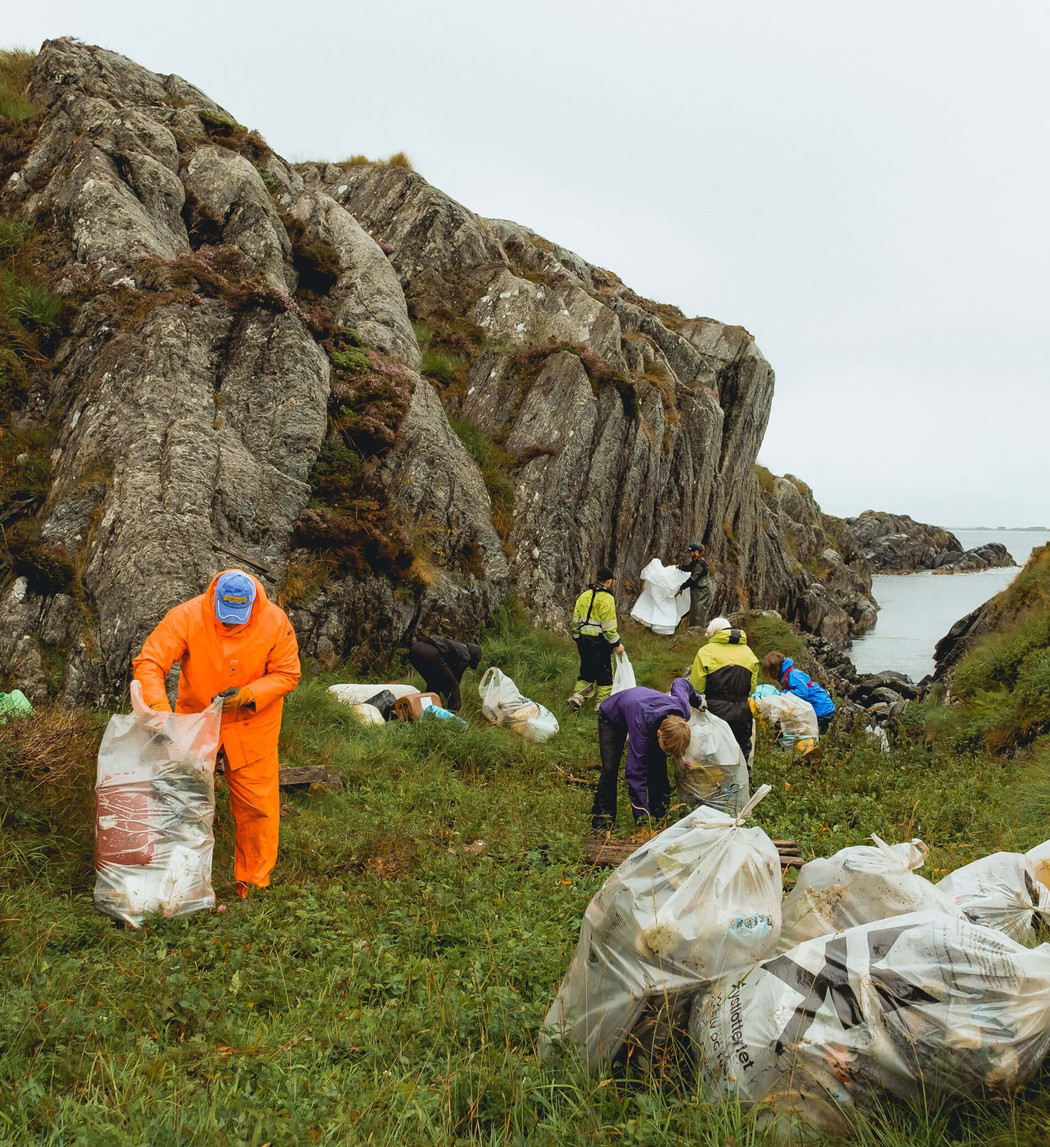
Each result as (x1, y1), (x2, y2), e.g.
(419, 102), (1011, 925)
(222, 737), (281, 887)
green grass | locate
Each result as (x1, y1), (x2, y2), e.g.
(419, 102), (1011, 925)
(448, 416), (516, 542)
(2, 279), (64, 331)
(0, 49), (37, 122)
(929, 544), (1050, 752)
(3, 605), (1050, 1143)
(0, 217), (32, 256)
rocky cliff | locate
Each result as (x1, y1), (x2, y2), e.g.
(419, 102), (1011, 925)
(846, 511), (1014, 573)
(0, 39), (877, 704)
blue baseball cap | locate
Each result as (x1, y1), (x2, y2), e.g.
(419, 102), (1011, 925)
(214, 570), (256, 625)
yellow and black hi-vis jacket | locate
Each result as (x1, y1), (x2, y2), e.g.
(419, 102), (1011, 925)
(570, 585), (620, 645)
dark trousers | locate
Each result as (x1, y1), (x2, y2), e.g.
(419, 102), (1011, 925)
(576, 635), (614, 686)
(817, 713), (833, 735)
(707, 699), (753, 761)
(592, 715), (671, 829)
(408, 641), (462, 711)
(688, 576), (711, 629)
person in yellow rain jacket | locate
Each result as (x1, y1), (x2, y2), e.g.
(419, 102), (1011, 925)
(567, 566), (624, 713)
(689, 616), (759, 759)
(132, 570), (300, 899)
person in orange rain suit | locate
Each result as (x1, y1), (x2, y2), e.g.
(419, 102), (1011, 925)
(132, 569), (300, 898)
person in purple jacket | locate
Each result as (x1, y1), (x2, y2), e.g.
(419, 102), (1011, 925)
(591, 677), (700, 830)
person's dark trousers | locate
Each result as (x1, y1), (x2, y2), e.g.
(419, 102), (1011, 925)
(592, 714), (627, 829)
(641, 740), (671, 823)
(688, 575), (711, 629)
(408, 640), (462, 711)
(707, 698), (753, 761)
(577, 635), (614, 687)
(817, 713), (833, 735)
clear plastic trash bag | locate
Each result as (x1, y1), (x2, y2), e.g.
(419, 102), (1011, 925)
(752, 691), (819, 739)
(937, 851), (1050, 946)
(779, 835), (962, 951)
(674, 706), (750, 815)
(691, 910), (1050, 1143)
(94, 680), (221, 929)
(630, 559), (690, 635)
(478, 667), (559, 742)
(540, 786), (780, 1072)
(610, 651), (636, 695)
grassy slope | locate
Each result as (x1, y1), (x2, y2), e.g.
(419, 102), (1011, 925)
(3, 607), (1050, 1145)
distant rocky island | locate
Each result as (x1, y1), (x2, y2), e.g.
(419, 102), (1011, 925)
(845, 512), (1015, 574)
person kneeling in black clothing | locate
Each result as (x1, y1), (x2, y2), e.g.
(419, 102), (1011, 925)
(408, 635), (482, 712)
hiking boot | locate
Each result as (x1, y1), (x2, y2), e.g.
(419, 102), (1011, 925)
(567, 693), (584, 714)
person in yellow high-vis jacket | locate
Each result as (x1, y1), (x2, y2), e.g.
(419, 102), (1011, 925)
(567, 566), (624, 713)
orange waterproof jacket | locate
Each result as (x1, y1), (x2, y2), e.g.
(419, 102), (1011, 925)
(132, 572), (300, 763)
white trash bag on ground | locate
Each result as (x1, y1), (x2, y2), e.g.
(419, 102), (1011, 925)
(328, 682), (420, 705)
(937, 852), (1050, 946)
(674, 706), (750, 816)
(478, 667), (559, 743)
(1025, 838), (1050, 893)
(540, 786), (781, 1072)
(94, 680), (221, 929)
(779, 835), (961, 951)
(691, 910), (1050, 1143)
(630, 559), (690, 635)
(610, 651), (636, 695)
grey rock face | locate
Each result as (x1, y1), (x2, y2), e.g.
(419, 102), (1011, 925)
(282, 189), (421, 368)
(0, 39), (496, 702)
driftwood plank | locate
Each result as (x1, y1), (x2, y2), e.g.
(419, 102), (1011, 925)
(278, 766), (343, 789)
(584, 836), (804, 870)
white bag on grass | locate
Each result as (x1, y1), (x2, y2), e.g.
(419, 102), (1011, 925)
(478, 667), (559, 743)
(779, 835), (961, 951)
(540, 786), (781, 1072)
(1025, 838), (1050, 893)
(630, 559), (690, 635)
(674, 706), (750, 815)
(610, 651), (636, 695)
(94, 680), (221, 929)
(691, 911), (1050, 1143)
(937, 852), (1050, 946)
(328, 682), (420, 705)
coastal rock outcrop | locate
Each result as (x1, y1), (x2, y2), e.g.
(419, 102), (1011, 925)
(846, 511), (1015, 573)
(0, 38), (875, 703)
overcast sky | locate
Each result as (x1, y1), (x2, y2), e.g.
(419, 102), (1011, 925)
(7, 1), (1047, 527)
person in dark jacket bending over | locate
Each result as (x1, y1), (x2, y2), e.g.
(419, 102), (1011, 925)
(675, 542), (711, 630)
(592, 678), (699, 830)
(761, 651), (836, 734)
(408, 635), (482, 712)
(690, 617), (759, 760)
(567, 566), (624, 713)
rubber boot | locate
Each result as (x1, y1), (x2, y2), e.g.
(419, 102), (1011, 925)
(593, 685), (612, 708)
(567, 680), (595, 714)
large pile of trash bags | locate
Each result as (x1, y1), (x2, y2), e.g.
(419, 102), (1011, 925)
(541, 791), (1050, 1142)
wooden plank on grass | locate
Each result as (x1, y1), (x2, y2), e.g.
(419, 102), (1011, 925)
(279, 766), (329, 787)
(584, 836), (804, 870)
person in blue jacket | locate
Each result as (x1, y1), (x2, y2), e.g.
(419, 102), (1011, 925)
(592, 677), (699, 830)
(761, 651), (836, 734)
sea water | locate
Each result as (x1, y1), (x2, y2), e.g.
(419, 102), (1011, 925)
(849, 530), (1050, 680)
